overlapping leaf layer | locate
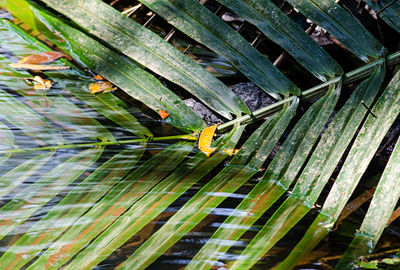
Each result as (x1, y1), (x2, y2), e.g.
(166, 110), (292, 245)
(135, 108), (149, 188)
(0, 0), (400, 269)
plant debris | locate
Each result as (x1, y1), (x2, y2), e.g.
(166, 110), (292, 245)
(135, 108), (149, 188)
(25, 75), (53, 90)
(198, 124), (218, 157)
(10, 51), (69, 70)
(18, 51), (65, 64)
(158, 109), (170, 119)
(89, 81), (117, 94)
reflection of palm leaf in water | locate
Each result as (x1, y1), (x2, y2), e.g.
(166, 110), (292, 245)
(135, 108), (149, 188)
(0, 0), (400, 269)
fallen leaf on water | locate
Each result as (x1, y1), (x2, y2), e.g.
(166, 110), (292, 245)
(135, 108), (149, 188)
(198, 124), (218, 157)
(93, 74), (104, 80)
(158, 109), (170, 119)
(26, 76), (53, 90)
(18, 51), (65, 65)
(9, 63), (70, 71)
(89, 81), (117, 94)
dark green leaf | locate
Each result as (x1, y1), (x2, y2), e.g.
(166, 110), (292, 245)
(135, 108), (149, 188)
(216, 0), (343, 81)
(37, 0), (250, 119)
(138, 0), (300, 97)
(286, 0), (384, 61)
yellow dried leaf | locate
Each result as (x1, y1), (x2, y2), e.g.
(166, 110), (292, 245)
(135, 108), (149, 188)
(89, 81), (116, 94)
(10, 63), (70, 71)
(27, 75), (53, 90)
(198, 124), (218, 157)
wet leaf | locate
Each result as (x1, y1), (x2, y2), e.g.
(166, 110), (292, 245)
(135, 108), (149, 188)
(158, 109), (170, 119)
(198, 124), (218, 157)
(26, 75), (53, 90)
(9, 63), (70, 70)
(89, 81), (117, 95)
(18, 51), (65, 64)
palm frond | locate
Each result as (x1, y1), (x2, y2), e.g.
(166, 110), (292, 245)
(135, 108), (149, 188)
(35, 0), (250, 120)
(216, 0), (343, 81)
(286, 0), (384, 61)
(224, 63), (386, 270)
(1, 0), (400, 269)
(136, 0), (300, 98)
(364, 0), (400, 34)
(116, 101), (298, 270)
(24, 142), (195, 270)
(187, 79), (342, 270)
(336, 134), (400, 268)
(279, 67), (400, 270)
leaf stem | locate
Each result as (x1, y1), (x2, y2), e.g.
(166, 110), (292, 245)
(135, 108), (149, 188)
(2, 134), (198, 154)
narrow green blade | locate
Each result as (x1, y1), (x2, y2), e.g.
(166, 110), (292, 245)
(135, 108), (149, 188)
(286, 0), (384, 61)
(336, 139), (400, 268)
(364, 0), (400, 34)
(27, 142), (194, 270)
(138, 0), (299, 97)
(225, 65), (384, 270)
(0, 147), (103, 241)
(216, 0), (343, 81)
(38, 0), (250, 119)
(117, 100), (298, 270)
(0, 147), (144, 269)
(188, 81), (340, 270)
(278, 69), (400, 270)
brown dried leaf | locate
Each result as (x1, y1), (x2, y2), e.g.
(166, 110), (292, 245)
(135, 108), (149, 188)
(198, 124), (218, 157)
(158, 109), (170, 119)
(18, 51), (65, 65)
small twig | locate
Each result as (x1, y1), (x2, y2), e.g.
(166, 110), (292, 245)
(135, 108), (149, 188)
(183, 44), (192, 54)
(376, 0), (398, 47)
(143, 13), (156, 28)
(274, 24), (316, 67)
(387, 205), (400, 226)
(121, 4), (143, 17)
(361, 100), (378, 118)
(164, 28), (176, 42)
(250, 32), (262, 47)
(110, 0), (120, 6)
(236, 21), (246, 34)
(376, 0), (398, 16)
(337, 187), (376, 223)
